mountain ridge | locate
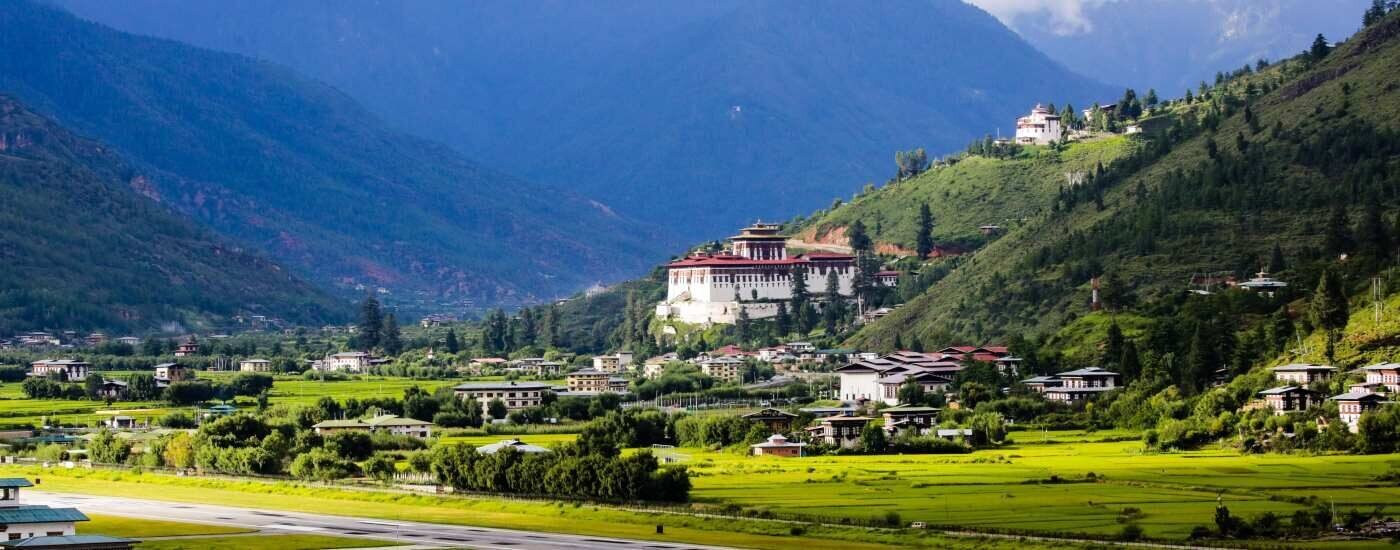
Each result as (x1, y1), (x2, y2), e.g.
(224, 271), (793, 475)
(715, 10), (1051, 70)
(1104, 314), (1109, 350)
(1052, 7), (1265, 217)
(0, 94), (347, 333)
(0, 0), (667, 313)
(52, 0), (1119, 240)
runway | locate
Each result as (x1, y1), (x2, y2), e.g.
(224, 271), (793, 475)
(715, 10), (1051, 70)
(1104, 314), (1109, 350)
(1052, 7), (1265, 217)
(29, 491), (735, 550)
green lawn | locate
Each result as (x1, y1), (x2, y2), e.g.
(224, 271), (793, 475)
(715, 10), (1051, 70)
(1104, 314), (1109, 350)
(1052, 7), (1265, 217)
(136, 534), (394, 550)
(82, 514), (253, 538)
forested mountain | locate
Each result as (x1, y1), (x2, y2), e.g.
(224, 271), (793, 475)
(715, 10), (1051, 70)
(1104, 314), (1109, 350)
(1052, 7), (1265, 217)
(848, 11), (1400, 348)
(52, 0), (1118, 239)
(0, 0), (664, 312)
(973, 0), (1371, 95)
(0, 96), (345, 333)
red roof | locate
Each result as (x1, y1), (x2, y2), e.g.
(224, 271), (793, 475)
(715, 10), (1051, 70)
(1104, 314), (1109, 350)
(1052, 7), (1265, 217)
(710, 345), (746, 356)
(666, 252), (852, 268)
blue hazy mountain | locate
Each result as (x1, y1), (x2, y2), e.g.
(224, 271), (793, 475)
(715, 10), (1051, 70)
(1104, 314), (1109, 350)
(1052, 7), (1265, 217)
(53, 0), (1118, 238)
(1, 0), (666, 311)
(970, 0), (1371, 96)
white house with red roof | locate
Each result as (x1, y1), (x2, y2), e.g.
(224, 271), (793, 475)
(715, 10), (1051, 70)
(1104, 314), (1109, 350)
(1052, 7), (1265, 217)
(655, 223), (856, 324)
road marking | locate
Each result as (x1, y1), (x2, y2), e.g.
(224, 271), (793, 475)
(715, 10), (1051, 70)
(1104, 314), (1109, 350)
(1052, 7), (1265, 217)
(359, 519), (406, 527)
(261, 523), (324, 532)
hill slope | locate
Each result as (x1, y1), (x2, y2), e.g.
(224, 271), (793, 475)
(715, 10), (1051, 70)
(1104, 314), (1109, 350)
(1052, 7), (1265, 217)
(0, 0), (665, 311)
(848, 13), (1400, 348)
(53, 0), (1118, 239)
(0, 96), (345, 333)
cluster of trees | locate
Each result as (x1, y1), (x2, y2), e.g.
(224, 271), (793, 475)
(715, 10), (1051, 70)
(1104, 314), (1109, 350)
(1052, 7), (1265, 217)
(99, 398), (427, 481)
(21, 372), (274, 406)
(353, 296), (402, 355)
(425, 443), (689, 502)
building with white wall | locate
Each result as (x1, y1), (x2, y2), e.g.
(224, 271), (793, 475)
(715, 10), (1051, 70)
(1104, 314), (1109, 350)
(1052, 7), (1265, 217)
(656, 223), (855, 325)
(0, 478), (89, 540)
(1015, 104), (1062, 145)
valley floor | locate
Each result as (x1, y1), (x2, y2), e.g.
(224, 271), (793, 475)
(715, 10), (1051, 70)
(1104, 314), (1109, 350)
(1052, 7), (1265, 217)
(9, 429), (1398, 548)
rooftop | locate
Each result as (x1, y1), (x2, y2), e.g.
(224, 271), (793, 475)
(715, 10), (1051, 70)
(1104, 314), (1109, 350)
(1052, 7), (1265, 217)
(477, 438), (551, 454)
(0, 505), (88, 524)
(454, 381), (554, 391)
(0, 478), (33, 488)
(1271, 363), (1336, 372)
(1057, 367), (1119, 377)
(0, 535), (134, 548)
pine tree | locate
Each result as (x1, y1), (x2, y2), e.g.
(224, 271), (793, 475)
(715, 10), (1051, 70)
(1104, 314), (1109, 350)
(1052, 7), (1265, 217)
(847, 220), (872, 254)
(444, 328), (460, 354)
(893, 332), (904, 352)
(1310, 34), (1331, 62)
(774, 301), (790, 337)
(381, 313), (402, 356)
(1364, 0), (1388, 26)
(909, 334), (924, 353)
(1185, 324), (1215, 394)
(1103, 322), (1124, 368)
(916, 202), (934, 259)
(1268, 243), (1287, 272)
(1359, 198), (1392, 258)
(1310, 268), (1350, 360)
(537, 304), (558, 349)
(736, 305), (751, 343)
(1324, 204), (1354, 255)
(1119, 340), (1141, 381)
(358, 295), (383, 351)
(1270, 307), (1295, 353)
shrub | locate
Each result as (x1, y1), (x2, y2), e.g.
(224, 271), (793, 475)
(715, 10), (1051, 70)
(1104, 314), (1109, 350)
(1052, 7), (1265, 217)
(1120, 523), (1144, 541)
(883, 511), (902, 527)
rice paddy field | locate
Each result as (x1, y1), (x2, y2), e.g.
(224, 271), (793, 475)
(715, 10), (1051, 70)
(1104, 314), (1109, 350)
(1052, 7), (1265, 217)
(684, 430), (1400, 542)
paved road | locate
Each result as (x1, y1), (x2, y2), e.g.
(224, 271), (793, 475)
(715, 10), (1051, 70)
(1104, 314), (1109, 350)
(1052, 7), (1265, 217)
(29, 491), (733, 550)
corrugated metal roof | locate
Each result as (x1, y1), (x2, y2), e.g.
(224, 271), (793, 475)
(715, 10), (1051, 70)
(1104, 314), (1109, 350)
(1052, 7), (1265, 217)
(0, 505), (88, 524)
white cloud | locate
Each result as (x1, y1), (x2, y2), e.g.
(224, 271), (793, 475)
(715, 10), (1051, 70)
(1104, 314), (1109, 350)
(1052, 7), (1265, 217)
(964, 0), (1122, 36)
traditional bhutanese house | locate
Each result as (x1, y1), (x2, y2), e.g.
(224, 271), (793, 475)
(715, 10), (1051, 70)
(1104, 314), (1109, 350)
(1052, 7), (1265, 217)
(153, 363), (190, 383)
(607, 376), (630, 393)
(238, 359), (273, 373)
(1270, 364), (1336, 385)
(1330, 391), (1389, 433)
(96, 380), (127, 400)
(881, 405), (940, 436)
(837, 352), (966, 404)
(875, 271), (899, 287)
(1361, 363), (1400, 394)
(1257, 386), (1317, 415)
(1042, 367), (1120, 404)
(804, 415), (872, 449)
(875, 370), (953, 405)
(0, 479), (89, 540)
(476, 438), (551, 454)
(28, 360), (90, 382)
(1348, 381), (1388, 395)
(1021, 375), (1059, 393)
(750, 433), (806, 457)
(312, 415), (433, 438)
(742, 408), (798, 434)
